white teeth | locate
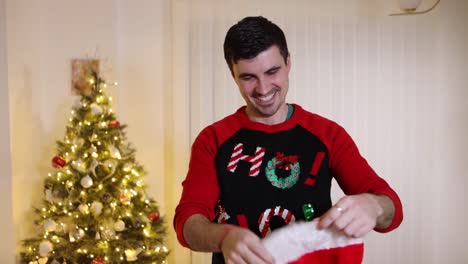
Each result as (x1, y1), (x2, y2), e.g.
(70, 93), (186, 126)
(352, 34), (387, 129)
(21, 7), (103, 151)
(257, 93), (275, 102)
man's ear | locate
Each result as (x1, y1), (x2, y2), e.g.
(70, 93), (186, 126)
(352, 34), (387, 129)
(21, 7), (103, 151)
(286, 54), (291, 71)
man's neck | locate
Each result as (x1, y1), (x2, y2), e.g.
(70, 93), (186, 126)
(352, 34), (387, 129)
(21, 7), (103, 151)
(246, 104), (289, 125)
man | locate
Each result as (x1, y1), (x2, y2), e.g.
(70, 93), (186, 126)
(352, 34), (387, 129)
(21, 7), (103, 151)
(174, 16), (403, 264)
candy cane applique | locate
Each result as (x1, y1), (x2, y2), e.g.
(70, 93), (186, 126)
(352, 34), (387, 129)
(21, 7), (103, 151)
(226, 143), (266, 177)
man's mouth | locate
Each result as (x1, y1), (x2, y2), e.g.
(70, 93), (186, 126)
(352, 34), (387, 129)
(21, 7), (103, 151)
(255, 91), (276, 103)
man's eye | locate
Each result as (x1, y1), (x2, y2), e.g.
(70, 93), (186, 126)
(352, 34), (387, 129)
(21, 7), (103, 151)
(241, 76), (253, 81)
(267, 69), (279, 75)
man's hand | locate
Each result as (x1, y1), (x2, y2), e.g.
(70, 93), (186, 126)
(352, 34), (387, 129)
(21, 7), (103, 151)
(318, 193), (394, 238)
(183, 214), (274, 263)
(221, 227), (275, 264)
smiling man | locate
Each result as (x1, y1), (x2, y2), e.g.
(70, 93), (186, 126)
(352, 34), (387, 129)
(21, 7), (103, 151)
(233, 44), (290, 125)
(174, 16), (403, 264)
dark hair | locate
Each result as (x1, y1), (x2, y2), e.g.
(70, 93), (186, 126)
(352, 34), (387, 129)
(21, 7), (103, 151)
(223, 16), (289, 75)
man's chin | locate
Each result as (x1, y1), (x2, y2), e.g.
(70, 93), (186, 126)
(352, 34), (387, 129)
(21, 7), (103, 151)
(253, 105), (279, 117)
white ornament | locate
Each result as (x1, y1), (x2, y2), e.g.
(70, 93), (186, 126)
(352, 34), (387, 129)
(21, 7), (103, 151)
(39, 240), (53, 256)
(90, 201), (103, 215)
(78, 204), (89, 214)
(38, 257), (49, 264)
(44, 219), (57, 232)
(90, 103), (103, 115)
(125, 248), (143, 262)
(95, 232), (101, 240)
(108, 145), (121, 159)
(114, 220), (126, 232)
(80, 175), (93, 188)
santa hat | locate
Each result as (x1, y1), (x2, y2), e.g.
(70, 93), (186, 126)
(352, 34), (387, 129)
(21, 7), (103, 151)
(262, 221), (364, 264)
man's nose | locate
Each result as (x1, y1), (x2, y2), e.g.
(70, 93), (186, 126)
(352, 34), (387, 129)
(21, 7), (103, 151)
(255, 77), (270, 95)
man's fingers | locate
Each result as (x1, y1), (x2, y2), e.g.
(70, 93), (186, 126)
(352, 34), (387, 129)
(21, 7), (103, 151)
(225, 253), (247, 264)
(223, 228), (274, 264)
(318, 205), (345, 229)
(353, 224), (371, 238)
(248, 243), (275, 264)
(332, 208), (354, 231)
(342, 216), (363, 236)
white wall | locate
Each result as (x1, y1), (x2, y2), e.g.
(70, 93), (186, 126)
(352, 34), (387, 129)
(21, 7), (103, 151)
(0, 0), (15, 262)
(5, 0), (468, 263)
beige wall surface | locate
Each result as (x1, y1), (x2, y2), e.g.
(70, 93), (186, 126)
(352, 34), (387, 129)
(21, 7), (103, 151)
(3, 0), (468, 263)
(0, 0), (15, 262)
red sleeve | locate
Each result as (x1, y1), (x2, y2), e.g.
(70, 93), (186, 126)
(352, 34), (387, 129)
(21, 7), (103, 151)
(173, 126), (220, 248)
(329, 125), (403, 233)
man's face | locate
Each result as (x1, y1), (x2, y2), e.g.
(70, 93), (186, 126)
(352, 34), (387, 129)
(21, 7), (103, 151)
(232, 45), (291, 124)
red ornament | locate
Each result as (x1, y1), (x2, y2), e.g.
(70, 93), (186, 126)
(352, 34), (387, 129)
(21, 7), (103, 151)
(108, 120), (120, 128)
(52, 156), (66, 168)
(91, 257), (107, 264)
(149, 211), (160, 222)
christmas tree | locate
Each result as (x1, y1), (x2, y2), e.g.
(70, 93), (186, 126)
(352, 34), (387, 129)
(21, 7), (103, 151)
(20, 69), (169, 264)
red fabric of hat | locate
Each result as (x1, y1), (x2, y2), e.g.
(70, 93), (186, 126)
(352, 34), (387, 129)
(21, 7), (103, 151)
(262, 221), (364, 264)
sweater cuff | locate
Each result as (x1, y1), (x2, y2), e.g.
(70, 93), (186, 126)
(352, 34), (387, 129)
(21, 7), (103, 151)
(373, 190), (403, 233)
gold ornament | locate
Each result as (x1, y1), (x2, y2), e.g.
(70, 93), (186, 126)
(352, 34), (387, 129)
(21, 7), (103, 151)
(78, 204), (90, 214)
(114, 220), (126, 232)
(90, 201), (103, 215)
(100, 226), (116, 240)
(71, 159), (87, 173)
(125, 248), (143, 262)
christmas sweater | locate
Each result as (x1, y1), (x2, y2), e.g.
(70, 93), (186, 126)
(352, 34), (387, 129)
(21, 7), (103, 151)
(174, 104), (403, 262)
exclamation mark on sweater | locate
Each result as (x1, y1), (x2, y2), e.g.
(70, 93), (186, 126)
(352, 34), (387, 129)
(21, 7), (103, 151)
(305, 152), (325, 186)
